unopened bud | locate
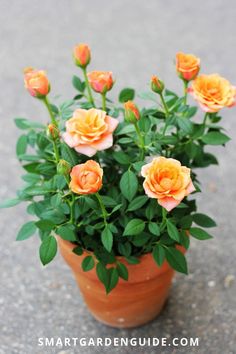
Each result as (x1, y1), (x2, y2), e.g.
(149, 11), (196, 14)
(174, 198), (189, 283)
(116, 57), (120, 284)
(57, 159), (71, 176)
(151, 75), (164, 94)
(47, 124), (59, 139)
(124, 101), (140, 124)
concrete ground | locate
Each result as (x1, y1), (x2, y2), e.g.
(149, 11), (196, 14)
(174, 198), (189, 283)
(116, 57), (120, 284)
(0, 1), (236, 353)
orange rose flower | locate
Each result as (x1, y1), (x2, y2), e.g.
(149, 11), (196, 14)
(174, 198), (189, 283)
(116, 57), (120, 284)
(70, 160), (103, 195)
(189, 74), (236, 112)
(73, 43), (91, 68)
(141, 157), (195, 211)
(87, 71), (114, 94)
(176, 52), (200, 81)
(24, 67), (50, 98)
(63, 108), (118, 157)
(124, 101), (140, 122)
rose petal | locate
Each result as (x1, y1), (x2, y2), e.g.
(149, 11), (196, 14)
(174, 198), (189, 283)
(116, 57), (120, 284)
(91, 133), (113, 151)
(158, 197), (181, 212)
(74, 145), (97, 157)
(106, 116), (119, 133)
(63, 132), (80, 148)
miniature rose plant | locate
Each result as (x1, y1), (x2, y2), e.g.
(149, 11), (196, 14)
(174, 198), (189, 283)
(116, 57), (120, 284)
(1, 47), (235, 294)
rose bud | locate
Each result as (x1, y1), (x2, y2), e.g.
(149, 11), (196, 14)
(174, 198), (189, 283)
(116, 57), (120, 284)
(24, 67), (50, 98)
(73, 43), (91, 68)
(69, 160), (103, 195)
(87, 71), (114, 94)
(176, 52), (200, 82)
(57, 159), (71, 176)
(47, 124), (60, 140)
(124, 101), (140, 123)
(151, 75), (164, 94)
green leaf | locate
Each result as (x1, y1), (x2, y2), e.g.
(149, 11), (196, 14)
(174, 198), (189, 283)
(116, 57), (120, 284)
(127, 196), (148, 211)
(119, 88), (135, 103)
(39, 235), (57, 265)
(148, 222), (160, 236)
(152, 244), (165, 266)
(14, 118), (44, 130)
(100, 196), (117, 207)
(179, 215), (193, 229)
(73, 246), (83, 256)
(117, 262), (128, 281)
(179, 230), (190, 250)
(166, 219), (180, 242)
(101, 226), (113, 252)
(123, 218), (145, 236)
(61, 143), (79, 166)
(16, 135), (28, 158)
(118, 242), (131, 257)
(177, 117), (193, 134)
(192, 213), (216, 228)
(190, 227), (213, 240)
(113, 151), (130, 165)
(57, 225), (76, 241)
(107, 268), (119, 293)
(125, 256), (140, 264)
(115, 124), (135, 136)
(0, 198), (21, 208)
(16, 221), (37, 241)
(165, 247), (188, 274)
(96, 262), (109, 290)
(201, 132), (230, 145)
(120, 170), (138, 201)
(82, 256), (95, 271)
(35, 220), (55, 232)
(72, 75), (85, 92)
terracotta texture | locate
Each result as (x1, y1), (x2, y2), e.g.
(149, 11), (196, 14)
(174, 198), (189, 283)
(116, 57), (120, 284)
(58, 238), (177, 328)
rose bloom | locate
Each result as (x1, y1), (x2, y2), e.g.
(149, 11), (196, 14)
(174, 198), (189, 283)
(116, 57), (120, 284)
(124, 101), (140, 121)
(63, 108), (118, 157)
(141, 157), (195, 212)
(189, 74), (236, 112)
(70, 160), (103, 195)
(24, 67), (50, 97)
(73, 43), (91, 68)
(87, 71), (113, 94)
(176, 52), (200, 81)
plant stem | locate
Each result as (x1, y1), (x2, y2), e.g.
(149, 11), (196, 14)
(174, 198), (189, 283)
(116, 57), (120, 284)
(95, 193), (107, 226)
(43, 96), (57, 126)
(82, 67), (95, 106)
(69, 193), (75, 224)
(203, 112), (208, 125)
(43, 96), (60, 163)
(101, 93), (107, 111)
(160, 92), (169, 118)
(134, 122), (145, 160)
(160, 207), (167, 230)
(183, 80), (188, 105)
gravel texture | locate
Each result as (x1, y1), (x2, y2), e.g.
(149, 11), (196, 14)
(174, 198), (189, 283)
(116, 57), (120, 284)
(0, 1), (236, 353)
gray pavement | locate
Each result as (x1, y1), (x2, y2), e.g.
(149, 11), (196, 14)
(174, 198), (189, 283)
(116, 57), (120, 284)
(0, 1), (236, 353)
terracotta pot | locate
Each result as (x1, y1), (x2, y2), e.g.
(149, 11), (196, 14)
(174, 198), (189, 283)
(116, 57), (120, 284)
(58, 238), (177, 328)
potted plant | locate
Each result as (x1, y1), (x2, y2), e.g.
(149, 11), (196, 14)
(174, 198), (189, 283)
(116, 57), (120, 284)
(1, 45), (235, 328)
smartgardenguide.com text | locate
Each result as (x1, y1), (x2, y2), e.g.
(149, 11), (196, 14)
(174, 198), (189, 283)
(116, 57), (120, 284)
(38, 337), (199, 348)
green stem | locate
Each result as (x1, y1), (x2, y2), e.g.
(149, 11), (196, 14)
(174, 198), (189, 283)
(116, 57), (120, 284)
(134, 122), (145, 160)
(43, 97), (60, 163)
(203, 112), (208, 125)
(69, 193), (76, 224)
(82, 67), (95, 106)
(183, 80), (188, 105)
(43, 96), (57, 126)
(160, 92), (169, 118)
(160, 207), (167, 230)
(95, 193), (107, 226)
(101, 93), (106, 111)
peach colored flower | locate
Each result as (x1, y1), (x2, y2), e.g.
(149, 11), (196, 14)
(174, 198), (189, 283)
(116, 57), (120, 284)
(63, 108), (118, 157)
(87, 71), (114, 94)
(141, 157), (195, 212)
(69, 160), (103, 195)
(24, 67), (50, 97)
(189, 74), (236, 112)
(73, 43), (91, 68)
(176, 52), (200, 81)
(124, 101), (140, 122)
